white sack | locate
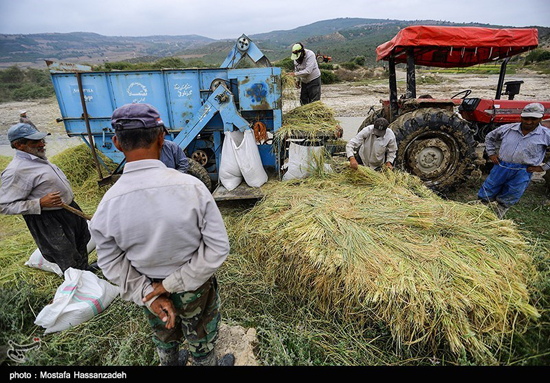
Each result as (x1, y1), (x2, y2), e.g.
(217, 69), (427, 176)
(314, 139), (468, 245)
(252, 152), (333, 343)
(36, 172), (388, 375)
(25, 221), (96, 276)
(25, 248), (63, 276)
(219, 130), (243, 191)
(232, 129), (268, 188)
(35, 268), (119, 334)
(282, 143), (332, 180)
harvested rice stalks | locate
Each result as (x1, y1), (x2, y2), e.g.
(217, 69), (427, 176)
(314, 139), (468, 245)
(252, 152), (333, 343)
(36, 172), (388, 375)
(227, 166), (539, 363)
(276, 101), (340, 141)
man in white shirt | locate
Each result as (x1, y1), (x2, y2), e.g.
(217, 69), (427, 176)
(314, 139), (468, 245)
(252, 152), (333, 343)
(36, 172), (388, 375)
(89, 103), (233, 366)
(288, 42), (322, 105)
(346, 117), (397, 171)
(0, 123), (93, 272)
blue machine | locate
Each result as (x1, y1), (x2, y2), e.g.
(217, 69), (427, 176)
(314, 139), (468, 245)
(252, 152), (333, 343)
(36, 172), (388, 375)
(47, 35), (282, 197)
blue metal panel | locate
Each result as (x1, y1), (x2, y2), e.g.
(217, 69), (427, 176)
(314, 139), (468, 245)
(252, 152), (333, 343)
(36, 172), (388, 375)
(107, 72), (171, 127)
(228, 67), (281, 111)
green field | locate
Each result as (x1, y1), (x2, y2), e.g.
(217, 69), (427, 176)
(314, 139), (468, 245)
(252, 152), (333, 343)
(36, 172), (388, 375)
(1, 149), (549, 366)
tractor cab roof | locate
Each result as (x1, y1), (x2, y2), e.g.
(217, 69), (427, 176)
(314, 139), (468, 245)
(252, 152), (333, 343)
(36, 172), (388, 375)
(376, 26), (538, 67)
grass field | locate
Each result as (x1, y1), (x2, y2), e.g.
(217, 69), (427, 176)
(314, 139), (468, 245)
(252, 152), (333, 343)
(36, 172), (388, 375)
(1, 150), (549, 366)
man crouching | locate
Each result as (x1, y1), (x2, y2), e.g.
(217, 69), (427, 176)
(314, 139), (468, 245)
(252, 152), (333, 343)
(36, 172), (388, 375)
(89, 103), (233, 366)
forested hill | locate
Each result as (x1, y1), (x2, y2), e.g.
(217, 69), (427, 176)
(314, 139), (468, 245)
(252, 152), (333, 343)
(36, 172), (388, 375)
(1, 18), (549, 68)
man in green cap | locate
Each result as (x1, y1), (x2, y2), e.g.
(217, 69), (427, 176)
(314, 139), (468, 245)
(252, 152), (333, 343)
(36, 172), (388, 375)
(288, 42), (321, 105)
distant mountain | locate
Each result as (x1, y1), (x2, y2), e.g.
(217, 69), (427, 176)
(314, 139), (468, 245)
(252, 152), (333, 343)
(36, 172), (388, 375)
(1, 18), (548, 69)
(0, 32), (215, 68)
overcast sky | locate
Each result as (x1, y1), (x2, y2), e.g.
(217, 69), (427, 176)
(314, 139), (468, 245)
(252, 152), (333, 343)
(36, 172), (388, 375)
(0, 0), (549, 39)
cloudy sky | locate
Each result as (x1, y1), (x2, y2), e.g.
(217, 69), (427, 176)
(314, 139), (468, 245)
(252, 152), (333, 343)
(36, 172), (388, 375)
(0, 0), (549, 39)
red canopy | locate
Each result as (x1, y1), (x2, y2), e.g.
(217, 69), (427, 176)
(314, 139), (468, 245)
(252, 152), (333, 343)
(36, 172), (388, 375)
(376, 26), (538, 67)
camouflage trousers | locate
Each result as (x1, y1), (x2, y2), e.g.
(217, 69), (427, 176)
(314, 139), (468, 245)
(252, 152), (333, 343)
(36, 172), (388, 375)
(143, 276), (221, 359)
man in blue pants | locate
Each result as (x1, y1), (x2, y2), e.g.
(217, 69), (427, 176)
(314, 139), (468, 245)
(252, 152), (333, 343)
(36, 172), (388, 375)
(478, 103), (550, 218)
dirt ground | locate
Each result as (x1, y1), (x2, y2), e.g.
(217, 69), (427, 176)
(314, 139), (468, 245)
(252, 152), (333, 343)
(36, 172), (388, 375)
(1, 68), (549, 365)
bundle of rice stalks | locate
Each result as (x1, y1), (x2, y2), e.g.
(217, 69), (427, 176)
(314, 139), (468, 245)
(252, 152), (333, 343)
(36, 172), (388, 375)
(227, 167), (540, 363)
(50, 144), (116, 206)
(276, 101), (341, 141)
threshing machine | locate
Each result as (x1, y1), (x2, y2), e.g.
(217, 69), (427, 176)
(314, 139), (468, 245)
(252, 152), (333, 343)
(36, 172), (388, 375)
(47, 34), (282, 200)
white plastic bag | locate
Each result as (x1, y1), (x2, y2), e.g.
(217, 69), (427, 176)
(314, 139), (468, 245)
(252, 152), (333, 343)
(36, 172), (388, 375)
(25, 222), (96, 276)
(25, 249), (63, 276)
(282, 143), (332, 180)
(232, 129), (268, 187)
(219, 130), (244, 191)
(34, 268), (119, 334)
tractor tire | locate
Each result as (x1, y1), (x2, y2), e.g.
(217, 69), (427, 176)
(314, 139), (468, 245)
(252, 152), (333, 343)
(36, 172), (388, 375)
(187, 158), (212, 191)
(390, 108), (478, 194)
(357, 107), (385, 133)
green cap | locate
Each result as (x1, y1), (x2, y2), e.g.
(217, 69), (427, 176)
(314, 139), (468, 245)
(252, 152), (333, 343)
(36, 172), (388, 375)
(291, 43), (303, 60)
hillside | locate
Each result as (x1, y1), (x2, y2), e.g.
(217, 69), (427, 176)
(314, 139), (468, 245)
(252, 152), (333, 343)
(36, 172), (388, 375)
(1, 18), (549, 69)
(0, 32), (215, 68)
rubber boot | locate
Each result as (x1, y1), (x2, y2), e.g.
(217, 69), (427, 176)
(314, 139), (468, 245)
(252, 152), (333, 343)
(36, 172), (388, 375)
(192, 351), (217, 366)
(217, 353), (235, 366)
(157, 347), (179, 366)
(157, 347), (189, 366)
(192, 351), (235, 366)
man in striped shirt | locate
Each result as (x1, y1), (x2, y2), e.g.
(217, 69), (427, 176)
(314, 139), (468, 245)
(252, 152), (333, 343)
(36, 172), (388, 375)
(478, 103), (550, 218)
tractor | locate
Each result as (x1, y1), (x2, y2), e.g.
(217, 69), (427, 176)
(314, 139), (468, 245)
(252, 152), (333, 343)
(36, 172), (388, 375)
(359, 25), (550, 193)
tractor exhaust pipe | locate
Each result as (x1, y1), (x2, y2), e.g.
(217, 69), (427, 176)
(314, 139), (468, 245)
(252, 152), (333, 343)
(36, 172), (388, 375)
(495, 57), (510, 100)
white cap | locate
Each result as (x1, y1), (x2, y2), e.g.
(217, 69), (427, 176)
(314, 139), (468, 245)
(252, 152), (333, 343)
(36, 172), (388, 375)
(521, 103), (545, 118)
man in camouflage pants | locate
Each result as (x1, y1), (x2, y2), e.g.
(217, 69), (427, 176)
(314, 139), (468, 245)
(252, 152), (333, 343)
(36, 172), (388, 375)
(143, 277), (222, 364)
(90, 104), (233, 366)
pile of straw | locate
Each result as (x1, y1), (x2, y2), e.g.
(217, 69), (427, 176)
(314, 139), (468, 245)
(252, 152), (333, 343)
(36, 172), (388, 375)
(276, 101), (340, 141)
(227, 166), (539, 363)
(50, 144), (115, 205)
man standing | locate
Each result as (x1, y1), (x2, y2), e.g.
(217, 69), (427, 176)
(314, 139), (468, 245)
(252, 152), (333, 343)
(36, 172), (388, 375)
(288, 42), (321, 105)
(478, 102), (550, 218)
(19, 110), (37, 128)
(0, 123), (92, 272)
(89, 103), (233, 366)
(346, 117), (397, 171)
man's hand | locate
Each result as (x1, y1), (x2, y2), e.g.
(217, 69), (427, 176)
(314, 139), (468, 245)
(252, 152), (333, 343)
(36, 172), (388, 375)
(40, 191), (62, 208)
(149, 296), (176, 329)
(143, 282), (169, 302)
(385, 162), (394, 170)
(526, 165), (544, 173)
(489, 154), (499, 165)
(349, 157), (359, 170)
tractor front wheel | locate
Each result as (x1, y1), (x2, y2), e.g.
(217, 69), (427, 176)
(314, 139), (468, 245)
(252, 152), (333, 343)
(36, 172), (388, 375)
(390, 108), (478, 193)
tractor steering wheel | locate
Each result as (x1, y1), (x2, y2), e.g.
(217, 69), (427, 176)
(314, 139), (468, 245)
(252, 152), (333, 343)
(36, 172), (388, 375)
(451, 89), (472, 99)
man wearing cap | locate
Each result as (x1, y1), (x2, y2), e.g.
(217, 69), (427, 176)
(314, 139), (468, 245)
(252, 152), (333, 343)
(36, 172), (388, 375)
(346, 117), (397, 171)
(89, 103), (233, 366)
(288, 42), (321, 105)
(19, 110), (36, 129)
(478, 102), (550, 218)
(0, 123), (93, 272)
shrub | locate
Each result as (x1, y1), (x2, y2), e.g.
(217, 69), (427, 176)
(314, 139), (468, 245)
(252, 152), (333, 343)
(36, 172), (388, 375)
(274, 57), (294, 72)
(320, 69), (339, 84)
(340, 61), (359, 71)
(319, 63), (334, 70)
(353, 56), (366, 66)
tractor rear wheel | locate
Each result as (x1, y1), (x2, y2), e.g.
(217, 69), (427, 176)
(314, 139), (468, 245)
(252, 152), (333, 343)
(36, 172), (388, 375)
(187, 158), (212, 191)
(390, 108), (477, 193)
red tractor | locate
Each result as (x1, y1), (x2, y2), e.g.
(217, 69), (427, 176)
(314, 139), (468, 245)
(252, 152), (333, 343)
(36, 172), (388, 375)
(361, 25), (550, 193)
